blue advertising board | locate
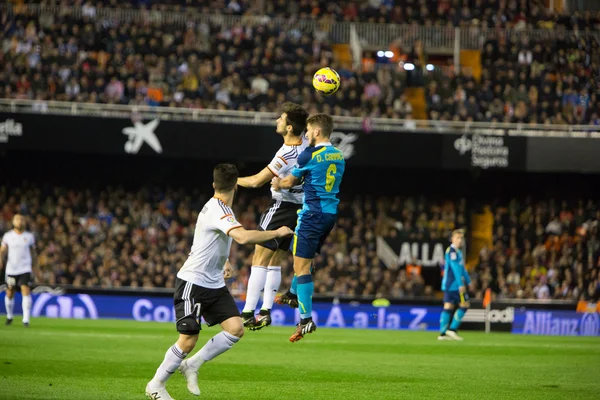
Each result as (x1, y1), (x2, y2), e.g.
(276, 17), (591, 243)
(512, 309), (599, 336)
(0, 292), (440, 331)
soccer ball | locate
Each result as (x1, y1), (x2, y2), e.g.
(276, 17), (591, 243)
(312, 67), (341, 96)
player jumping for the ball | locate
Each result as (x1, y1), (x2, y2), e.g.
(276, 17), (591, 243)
(271, 114), (345, 342)
(439, 229), (471, 341)
(237, 102), (308, 331)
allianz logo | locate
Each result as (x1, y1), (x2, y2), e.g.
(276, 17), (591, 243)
(32, 293), (98, 319)
(523, 311), (599, 336)
(463, 307), (515, 323)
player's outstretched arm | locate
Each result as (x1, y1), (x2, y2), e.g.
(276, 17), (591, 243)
(272, 175), (300, 191)
(237, 167), (275, 189)
(229, 226), (293, 245)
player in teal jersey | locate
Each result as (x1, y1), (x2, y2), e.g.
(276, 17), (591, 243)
(271, 114), (345, 342)
(439, 229), (471, 341)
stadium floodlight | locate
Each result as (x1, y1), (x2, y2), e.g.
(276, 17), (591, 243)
(426, 64), (434, 71)
(385, 51), (394, 58)
(377, 51), (385, 57)
(404, 63), (415, 71)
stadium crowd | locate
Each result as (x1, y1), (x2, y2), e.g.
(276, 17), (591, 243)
(1, 1), (599, 122)
(23, 0), (600, 29)
(474, 199), (600, 302)
(1, 183), (598, 301)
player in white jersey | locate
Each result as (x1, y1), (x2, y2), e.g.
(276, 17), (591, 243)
(237, 102), (309, 330)
(146, 164), (293, 400)
(1, 214), (37, 327)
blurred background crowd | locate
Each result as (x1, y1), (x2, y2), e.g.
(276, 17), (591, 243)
(1, 182), (598, 301)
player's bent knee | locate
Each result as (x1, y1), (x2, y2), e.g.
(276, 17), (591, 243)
(443, 303), (454, 310)
(177, 334), (199, 353)
(21, 286), (31, 295)
(220, 316), (244, 338)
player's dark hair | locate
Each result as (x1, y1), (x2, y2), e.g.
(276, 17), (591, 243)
(213, 163), (238, 192)
(282, 102), (308, 136)
(307, 114), (334, 138)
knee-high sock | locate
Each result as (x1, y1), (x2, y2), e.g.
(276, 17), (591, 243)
(242, 266), (267, 313)
(290, 274), (298, 295)
(261, 266), (281, 310)
(151, 344), (188, 384)
(440, 309), (452, 334)
(22, 295), (32, 324)
(296, 274), (314, 320)
(186, 331), (240, 371)
(449, 307), (468, 331)
(5, 296), (14, 319)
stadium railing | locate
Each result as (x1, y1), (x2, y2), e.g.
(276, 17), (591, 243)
(1, 3), (598, 52)
(1, 99), (599, 138)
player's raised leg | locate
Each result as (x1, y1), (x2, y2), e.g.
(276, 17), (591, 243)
(253, 249), (286, 329)
(179, 306), (244, 395)
(276, 274), (299, 308)
(446, 293), (469, 341)
(290, 253), (316, 342)
(147, 278), (201, 399)
(241, 245), (273, 329)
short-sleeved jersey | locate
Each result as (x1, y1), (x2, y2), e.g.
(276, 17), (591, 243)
(291, 142), (345, 214)
(177, 197), (242, 289)
(1, 230), (36, 275)
(267, 137), (308, 204)
(441, 245), (471, 291)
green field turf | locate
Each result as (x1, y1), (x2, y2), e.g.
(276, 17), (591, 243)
(1, 318), (599, 400)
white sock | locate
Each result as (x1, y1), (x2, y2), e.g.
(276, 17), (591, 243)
(187, 331), (240, 371)
(22, 295), (32, 324)
(261, 266), (282, 311)
(5, 296), (14, 319)
(151, 344), (188, 385)
(242, 266), (267, 313)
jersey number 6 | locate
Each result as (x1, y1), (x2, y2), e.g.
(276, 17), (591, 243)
(325, 163), (337, 192)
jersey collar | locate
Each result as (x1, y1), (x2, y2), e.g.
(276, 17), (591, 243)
(316, 141), (332, 147)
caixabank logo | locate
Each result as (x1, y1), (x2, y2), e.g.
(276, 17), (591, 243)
(32, 293), (98, 319)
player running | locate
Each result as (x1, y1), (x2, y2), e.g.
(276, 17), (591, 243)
(146, 164), (293, 400)
(237, 102), (309, 330)
(272, 114), (345, 342)
(438, 229), (471, 341)
(1, 214), (37, 328)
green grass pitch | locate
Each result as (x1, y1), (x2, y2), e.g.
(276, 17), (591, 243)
(1, 318), (599, 400)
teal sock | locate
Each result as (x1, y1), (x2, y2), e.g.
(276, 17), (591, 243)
(450, 308), (467, 331)
(290, 275), (298, 295)
(440, 310), (452, 334)
(296, 275), (313, 319)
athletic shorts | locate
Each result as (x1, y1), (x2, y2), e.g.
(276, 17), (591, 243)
(6, 273), (33, 288)
(257, 199), (302, 251)
(290, 210), (337, 259)
(443, 290), (469, 305)
(174, 278), (240, 335)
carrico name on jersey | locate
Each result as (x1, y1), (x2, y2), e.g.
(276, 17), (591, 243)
(441, 245), (471, 291)
(291, 142), (345, 214)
